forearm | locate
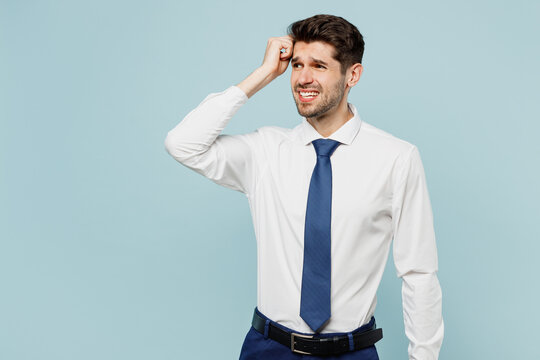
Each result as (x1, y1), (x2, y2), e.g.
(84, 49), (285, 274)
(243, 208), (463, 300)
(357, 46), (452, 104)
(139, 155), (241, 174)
(236, 66), (276, 98)
(402, 272), (444, 360)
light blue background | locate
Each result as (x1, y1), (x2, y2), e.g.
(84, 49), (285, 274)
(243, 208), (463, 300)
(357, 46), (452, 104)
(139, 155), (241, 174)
(1, 0), (539, 359)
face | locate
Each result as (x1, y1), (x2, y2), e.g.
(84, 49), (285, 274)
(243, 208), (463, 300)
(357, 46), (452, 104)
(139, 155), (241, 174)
(290, 41), (347, 119)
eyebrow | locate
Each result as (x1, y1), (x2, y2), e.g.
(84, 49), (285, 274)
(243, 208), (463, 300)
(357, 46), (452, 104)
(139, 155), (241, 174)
(291, 56), (329, 66)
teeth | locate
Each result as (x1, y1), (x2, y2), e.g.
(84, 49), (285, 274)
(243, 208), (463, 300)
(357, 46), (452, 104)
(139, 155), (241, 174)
(300, 91), (319, 97)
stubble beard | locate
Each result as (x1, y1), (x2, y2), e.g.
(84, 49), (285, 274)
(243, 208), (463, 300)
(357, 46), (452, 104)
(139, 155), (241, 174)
(293, 77), (346, 119)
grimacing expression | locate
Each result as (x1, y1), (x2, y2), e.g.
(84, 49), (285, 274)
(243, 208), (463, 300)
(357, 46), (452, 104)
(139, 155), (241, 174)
(290, 41), (347, 119)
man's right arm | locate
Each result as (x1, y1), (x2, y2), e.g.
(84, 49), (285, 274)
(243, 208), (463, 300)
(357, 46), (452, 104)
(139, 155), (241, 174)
(164, 36), (294, 194)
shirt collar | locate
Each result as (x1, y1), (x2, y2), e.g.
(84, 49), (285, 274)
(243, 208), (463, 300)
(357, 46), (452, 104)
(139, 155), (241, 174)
(299, 103), (363, 146)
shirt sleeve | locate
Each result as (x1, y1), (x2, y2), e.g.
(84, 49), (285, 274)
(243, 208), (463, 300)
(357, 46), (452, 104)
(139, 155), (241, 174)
(392, 146), (444, 360)
(164, 86), (261, 195)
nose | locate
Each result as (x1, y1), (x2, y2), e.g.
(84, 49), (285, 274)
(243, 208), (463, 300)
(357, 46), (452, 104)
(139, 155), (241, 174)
(297, 67), (314, 86)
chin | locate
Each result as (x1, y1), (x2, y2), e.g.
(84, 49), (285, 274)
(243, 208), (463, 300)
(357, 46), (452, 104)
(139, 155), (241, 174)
(293, 99), (313, 118)
(294, 103), (310, 118)
(296, 107), (320, 119)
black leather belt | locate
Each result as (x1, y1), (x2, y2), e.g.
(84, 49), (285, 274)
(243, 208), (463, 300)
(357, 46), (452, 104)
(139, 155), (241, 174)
(251, 310), (383, 356)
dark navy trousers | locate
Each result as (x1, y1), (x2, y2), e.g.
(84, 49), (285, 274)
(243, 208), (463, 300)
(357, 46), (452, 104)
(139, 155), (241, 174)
(239, 309), (379, 360)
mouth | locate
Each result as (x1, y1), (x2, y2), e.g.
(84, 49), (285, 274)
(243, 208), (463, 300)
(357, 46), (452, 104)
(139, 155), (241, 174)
(297, 90), (320, 103)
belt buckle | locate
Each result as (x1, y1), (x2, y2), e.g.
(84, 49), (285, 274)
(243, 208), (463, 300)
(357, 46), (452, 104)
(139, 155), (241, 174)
(291, 332), (314, 355)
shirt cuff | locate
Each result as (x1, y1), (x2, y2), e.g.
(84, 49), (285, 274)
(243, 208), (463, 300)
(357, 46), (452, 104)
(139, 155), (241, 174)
(229, 85), (249, 103)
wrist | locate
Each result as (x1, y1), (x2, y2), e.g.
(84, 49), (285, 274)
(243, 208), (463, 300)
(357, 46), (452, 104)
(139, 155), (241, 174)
(237, 66), (277, 99)
(257, 65), (277, 80)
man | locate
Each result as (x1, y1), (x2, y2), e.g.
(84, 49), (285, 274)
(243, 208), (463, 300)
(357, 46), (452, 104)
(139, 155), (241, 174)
(165, 14), (443, 359)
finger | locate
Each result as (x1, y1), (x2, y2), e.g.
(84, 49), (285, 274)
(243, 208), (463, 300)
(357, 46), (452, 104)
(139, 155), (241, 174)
(279, 40), (293, 60)
(279, 35), (294, 43)
(279, 38), (293, 50)
(280, 46), (292, 60)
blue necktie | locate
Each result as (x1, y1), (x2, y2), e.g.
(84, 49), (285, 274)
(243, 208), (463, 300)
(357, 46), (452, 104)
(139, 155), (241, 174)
(300, 138), (341, 333)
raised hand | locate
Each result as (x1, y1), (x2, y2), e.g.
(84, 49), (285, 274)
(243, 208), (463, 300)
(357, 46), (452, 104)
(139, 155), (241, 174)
(237, 36), (294, 98)
(260, 36), (294, 79)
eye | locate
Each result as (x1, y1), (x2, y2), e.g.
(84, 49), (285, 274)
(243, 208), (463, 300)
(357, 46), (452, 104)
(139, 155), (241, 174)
(292, 63), (303, 69)
(315, 64), (327, 69)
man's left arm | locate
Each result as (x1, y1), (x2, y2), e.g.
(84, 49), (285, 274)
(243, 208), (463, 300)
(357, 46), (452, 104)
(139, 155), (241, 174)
(392, 145), (444, 360)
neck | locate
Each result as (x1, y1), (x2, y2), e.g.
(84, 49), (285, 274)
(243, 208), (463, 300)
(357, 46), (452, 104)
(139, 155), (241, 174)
(307, 97), (353, 138)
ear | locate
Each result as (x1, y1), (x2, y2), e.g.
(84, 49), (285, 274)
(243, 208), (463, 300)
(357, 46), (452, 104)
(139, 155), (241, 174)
(346, 63), (363, 88)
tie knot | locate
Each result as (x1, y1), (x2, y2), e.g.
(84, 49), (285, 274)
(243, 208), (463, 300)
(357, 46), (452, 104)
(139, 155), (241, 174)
(312, 139), (341, 157)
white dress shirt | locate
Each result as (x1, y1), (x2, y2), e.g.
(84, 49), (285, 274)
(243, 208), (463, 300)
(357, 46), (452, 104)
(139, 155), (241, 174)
(165, 86), (444, 359)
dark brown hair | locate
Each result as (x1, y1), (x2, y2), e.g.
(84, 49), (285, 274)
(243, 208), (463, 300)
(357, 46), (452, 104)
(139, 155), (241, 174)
(288, 14), (365, 74)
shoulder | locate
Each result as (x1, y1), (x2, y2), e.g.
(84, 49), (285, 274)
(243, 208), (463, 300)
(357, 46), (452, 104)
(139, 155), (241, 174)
(358, 120), (417, 157)
(254, 124), (300, 143)
(357, 121), (431, 188)
(256, 124), (296, 135)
